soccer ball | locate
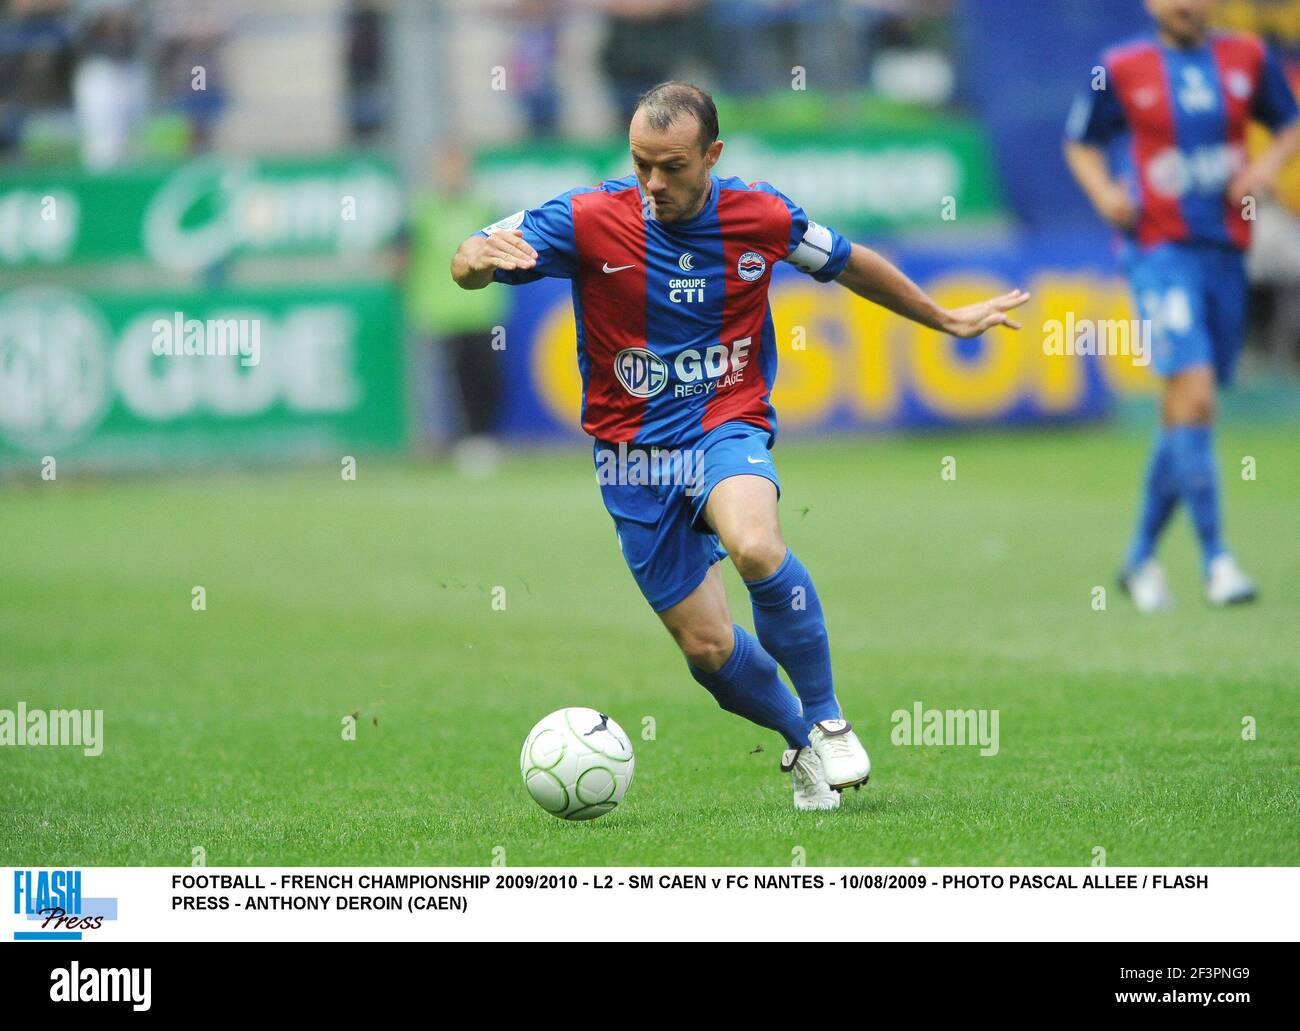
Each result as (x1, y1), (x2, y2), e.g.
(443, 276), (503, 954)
(520, 708), (634, 820)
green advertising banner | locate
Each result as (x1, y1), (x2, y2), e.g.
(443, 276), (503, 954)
(0, 130), (998, 270)
(0, 282), (406, 472)
(475, 122), (1004, 235)
(0, 154), (403, 270)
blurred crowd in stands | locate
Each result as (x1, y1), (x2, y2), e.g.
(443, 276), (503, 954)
(0, 0), (954, 166)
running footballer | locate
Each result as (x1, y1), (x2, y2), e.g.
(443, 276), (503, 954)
(451, 82), (1028, 810)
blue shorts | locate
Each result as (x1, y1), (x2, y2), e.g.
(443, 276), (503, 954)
(1125, 241), (1247, 385)
(594, 421), (781, 612)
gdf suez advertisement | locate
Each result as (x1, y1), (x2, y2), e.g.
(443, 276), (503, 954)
(0, 154), (403, 270)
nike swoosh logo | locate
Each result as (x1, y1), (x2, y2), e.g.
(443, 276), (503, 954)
(602, 262), (636, 273)
(746, 456), (768, 464)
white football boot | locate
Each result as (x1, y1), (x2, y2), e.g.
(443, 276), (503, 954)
(1120, 559), (1173, 614)
(1205, 554), (1258, 606)
(808, 719), (871, 791)
(781, 746), (840, 811)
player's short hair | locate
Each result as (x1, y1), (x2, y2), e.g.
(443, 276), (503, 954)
(632, 82), (719, 153)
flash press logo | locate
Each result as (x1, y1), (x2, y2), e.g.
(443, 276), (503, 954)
(12, 870), (118, 940)
(50, 963), (150, 1011)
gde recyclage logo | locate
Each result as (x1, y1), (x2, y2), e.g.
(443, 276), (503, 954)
(613, 347), (669, 398)
(12, 870), (117, 940)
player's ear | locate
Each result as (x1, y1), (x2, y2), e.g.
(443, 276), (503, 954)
(704, 139), (723, 170)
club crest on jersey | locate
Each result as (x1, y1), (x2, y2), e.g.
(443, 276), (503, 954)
(1132, 87), (1159, 110)
(737, 251), (766, 282)
(614, 347), (669, 398)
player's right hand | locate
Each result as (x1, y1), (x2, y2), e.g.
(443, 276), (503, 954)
(471, 229), (538, 272)
(1097, 183), (1137, 230)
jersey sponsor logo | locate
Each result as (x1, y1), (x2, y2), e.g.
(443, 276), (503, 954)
(737, 251), (766, 282)
(481, 211), (525, 235)
(1176, 66), (1216, 113)
(1146, 143), (1243, 197)
(667, 277), (706, 303)
(672, 337), (752, 397)
(677, 252), (695, 271)
(613, 347), (669, 398)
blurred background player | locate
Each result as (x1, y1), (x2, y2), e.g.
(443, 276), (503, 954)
(407, 141), (506, 475)
(452, 82), (1027, 809)
(1064, 0), (1300, 612)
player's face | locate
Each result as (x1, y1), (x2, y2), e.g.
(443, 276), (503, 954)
(1145, 0), (1215, 45)
(629, 110), (723, 222)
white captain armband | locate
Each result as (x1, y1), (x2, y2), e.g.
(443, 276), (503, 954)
(480, 210), (525, 235)
(787, 220), (835, 275)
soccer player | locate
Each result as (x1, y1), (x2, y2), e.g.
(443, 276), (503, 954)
(1064, 0), (1300, 612)
(452, 82), (1027, 809)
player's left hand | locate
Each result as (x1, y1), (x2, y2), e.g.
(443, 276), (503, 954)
(1228, 166), (1278, 207)
(939, 289), (1030, 338)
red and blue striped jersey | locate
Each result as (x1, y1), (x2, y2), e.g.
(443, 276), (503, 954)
(478, 174), (851, 445)
(1066, 32), (1298, 249)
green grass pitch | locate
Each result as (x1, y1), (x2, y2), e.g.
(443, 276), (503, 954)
(1, 424), (1296, 866)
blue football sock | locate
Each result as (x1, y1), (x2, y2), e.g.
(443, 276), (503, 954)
(745, 550), (840, 731)
(1126, 429), (1179, 570)
(689, 624), (808, 748)
(1167, 424), (1224, 571)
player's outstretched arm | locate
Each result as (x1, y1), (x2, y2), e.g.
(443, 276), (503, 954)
(834, 242), (1029, 339)
(451, 230), (539, 290)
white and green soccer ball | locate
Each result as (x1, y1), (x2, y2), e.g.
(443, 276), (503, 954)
(520, 708), (634, 820)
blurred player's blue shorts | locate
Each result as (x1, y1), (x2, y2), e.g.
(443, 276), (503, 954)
(1124, 241), (1248, 384)
(593, 420), (781, 612)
